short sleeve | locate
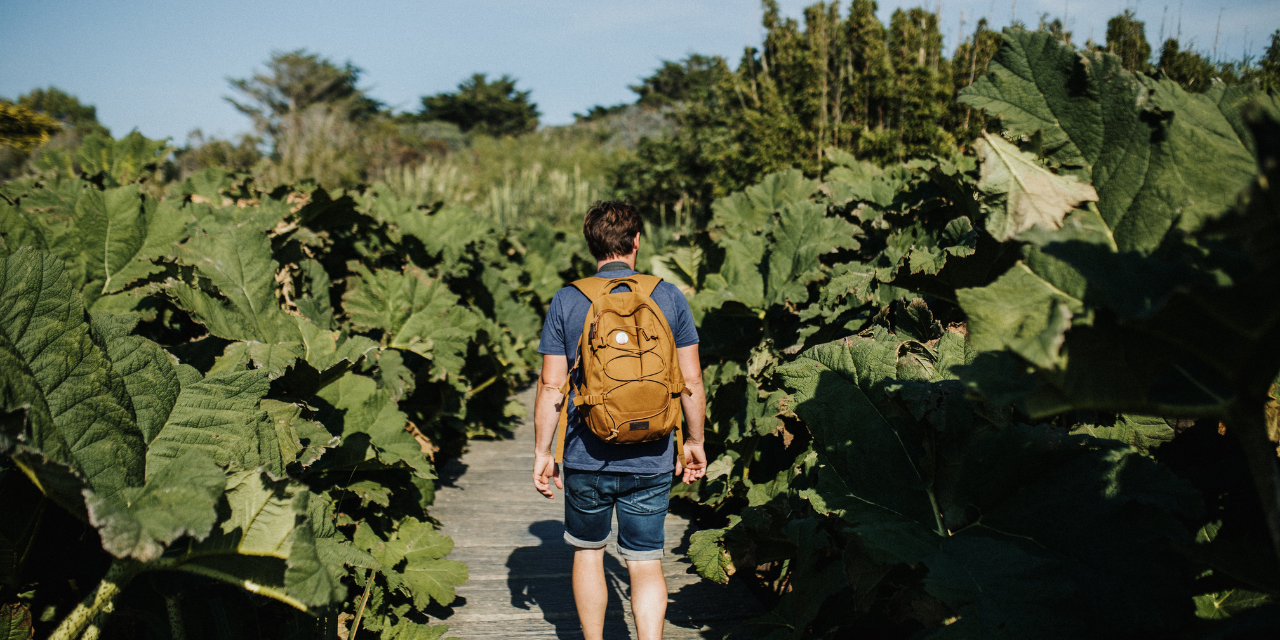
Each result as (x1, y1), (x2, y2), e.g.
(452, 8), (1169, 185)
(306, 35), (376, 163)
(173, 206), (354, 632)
(537, 291), (566, 356)
(662, 285), (700, 348)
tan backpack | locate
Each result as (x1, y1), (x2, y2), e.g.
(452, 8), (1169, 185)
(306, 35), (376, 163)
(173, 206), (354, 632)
(554, 274), (689, 464)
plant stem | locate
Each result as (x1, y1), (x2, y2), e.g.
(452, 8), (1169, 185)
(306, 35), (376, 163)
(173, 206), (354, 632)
(165, 593), (186, 640)
(50, 558), (141, 640)
(349, 569), (374, 640)
(926, 485), (948, 537)
(466, 374), (500, 399)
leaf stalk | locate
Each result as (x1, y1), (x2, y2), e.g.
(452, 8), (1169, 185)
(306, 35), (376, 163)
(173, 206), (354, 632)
(50, 558), (142, 640)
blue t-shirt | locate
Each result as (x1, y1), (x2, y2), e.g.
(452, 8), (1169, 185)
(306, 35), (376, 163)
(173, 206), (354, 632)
(537, 265), (699, 472)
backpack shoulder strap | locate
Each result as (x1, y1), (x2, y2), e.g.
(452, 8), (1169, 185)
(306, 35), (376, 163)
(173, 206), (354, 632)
(568, 277), (612, 304)
(629, 274), (663, 297)
(570, 273), (664, 302)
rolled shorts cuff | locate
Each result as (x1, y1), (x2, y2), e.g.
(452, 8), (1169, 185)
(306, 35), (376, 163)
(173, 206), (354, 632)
(616, 546), (664, 561)
(563, 530), (608, 549)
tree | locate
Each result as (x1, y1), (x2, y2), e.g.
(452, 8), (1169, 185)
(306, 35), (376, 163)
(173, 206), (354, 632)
(0, 102), (61, 151)
(14, 87), (108, 137)
(1158, 39), (1217, 92)
(951, 18), (1003, 140)
(417, 74), (539, 137)
(1259, 29), (1280, 92)
(882, 7), (954, 159)
(1105, 9), (1152, 72)
(227, 50), (381, 137)
(631, 54), (727, 108)
(175, 130), (263, 176)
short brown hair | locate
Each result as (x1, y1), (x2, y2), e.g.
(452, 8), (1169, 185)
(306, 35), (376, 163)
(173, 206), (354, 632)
(583, 201), (642, 260)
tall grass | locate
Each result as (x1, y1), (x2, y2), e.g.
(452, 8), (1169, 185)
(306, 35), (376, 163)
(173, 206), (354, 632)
(379, 127), (622, 229)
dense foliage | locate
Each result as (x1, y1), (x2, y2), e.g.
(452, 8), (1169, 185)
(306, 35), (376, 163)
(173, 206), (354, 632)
(657, 28), (1280, 639)
(4, 3), (1280, 639)
(612, 3), (1280, 228)
(0, 134), (596, 638)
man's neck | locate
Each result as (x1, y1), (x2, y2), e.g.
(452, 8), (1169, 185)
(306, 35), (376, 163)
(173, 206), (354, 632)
(596, 254), (637, 271)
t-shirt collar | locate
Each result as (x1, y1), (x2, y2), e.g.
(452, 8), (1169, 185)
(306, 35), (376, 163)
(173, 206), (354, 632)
(597, 261), (633, 275)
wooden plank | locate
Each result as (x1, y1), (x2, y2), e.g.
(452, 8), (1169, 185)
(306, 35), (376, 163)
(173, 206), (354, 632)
(430, 387), (759, 638)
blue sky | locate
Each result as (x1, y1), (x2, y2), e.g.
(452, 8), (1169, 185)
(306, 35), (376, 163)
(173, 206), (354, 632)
(1, 0), (1276, 143)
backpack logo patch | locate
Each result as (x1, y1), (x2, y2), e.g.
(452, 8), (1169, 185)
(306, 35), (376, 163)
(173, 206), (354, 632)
(629, 421), (650, 431)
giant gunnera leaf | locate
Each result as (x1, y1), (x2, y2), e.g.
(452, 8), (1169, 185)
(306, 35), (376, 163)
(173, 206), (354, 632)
(955, 30), (1280, 420)
(168, 224), (329, 379)
(342, 264), (481, 385)
(973, 132), (1098, 241)
(777, 334), (1202, 638)
(959, 28), (1261, 254)
(159, 471), (344, 609)
(354, 518), (467, 609)
(0, 248), (145, 502)
(0, 249), (224, 564)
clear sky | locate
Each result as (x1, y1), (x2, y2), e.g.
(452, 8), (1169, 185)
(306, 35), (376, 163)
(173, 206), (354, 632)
(1, 0), (1276, 143)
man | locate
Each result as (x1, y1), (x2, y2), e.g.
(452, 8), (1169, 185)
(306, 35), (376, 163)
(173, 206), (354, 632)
(532, 200), (708, 640)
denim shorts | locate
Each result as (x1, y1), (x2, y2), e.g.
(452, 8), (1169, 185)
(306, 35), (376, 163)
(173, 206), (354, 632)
(562, 468), (672, 561)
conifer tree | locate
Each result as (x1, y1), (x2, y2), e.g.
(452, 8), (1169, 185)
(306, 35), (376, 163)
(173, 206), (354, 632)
(1158, 39), (1217, 92)
(1105, 10), (1153, 73)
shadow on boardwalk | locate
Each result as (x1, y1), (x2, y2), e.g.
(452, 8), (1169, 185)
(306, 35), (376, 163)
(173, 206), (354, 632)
(505, 520), (635, 639)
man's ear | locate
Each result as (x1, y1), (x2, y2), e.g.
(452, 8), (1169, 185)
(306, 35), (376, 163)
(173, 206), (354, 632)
(632, 232), (641, 254)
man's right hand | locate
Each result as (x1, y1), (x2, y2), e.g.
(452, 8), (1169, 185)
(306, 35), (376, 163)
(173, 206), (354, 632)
(676, 442), (707, 485)
(533, 453), (562, 499)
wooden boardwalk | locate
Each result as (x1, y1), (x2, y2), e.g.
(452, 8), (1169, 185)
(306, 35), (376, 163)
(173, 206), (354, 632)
(431, 387), (759, 639)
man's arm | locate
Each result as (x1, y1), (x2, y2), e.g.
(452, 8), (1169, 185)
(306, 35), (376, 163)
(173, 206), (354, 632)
(532, 354), (568, 498)
(675, 344), (708, 484)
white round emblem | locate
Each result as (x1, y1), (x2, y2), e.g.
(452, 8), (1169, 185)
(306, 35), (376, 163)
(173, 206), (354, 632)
(615, 332), (629, 345)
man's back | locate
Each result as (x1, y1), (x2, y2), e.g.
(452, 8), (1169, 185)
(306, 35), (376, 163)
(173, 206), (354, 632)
(537, 263), (699, 472)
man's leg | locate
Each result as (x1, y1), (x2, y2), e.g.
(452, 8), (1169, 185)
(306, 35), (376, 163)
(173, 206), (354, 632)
(563, 468), (615, 639)
(626, 559), (667, 640)
(572, 546), (608, 640)
(616, 471), (674, 640)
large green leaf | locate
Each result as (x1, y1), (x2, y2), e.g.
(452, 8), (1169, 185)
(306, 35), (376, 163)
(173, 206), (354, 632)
(72, 185), (185, 297)
(765, 200), (860, 307)
(0, 248), (144, 501)
(959, 28), (1258, 253)
(162, 470), (343, 609)
(72, 132), (171, 185)
(85, 450), (225, 562)
(168, 224), (306, 378)
(355, 518), (467, 609)
(314, 373), (430, 478)
(777, 337), (943, 563)
(972, 133), (1097, 242)
(957, 112), (1280, 418)
(1069, 414), (1176, 455)
(145, 370), (289, 479)
(387, 204), (492, 275)
(0, 604), (33, 640)
(780, 332), (1203, 637)
(342, 265), (481, 384)
(956, 262), (1081, 371)
(688, 528), (734, 583)
(90, 312), (183, 444)
(921, 426), (1200, 639)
